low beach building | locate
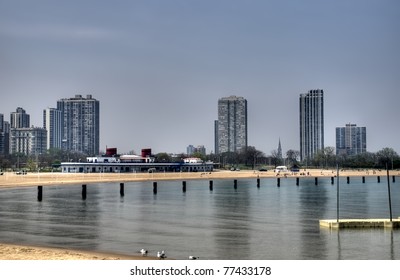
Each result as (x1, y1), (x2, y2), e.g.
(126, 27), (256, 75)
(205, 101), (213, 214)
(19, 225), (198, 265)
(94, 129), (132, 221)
(61, 156), (214, 173)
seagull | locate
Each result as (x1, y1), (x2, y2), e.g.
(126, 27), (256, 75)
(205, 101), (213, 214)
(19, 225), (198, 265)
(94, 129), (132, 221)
(140, 249), (148, 257)
(157, 250), (166, 259)
(189, 256), (199, 260)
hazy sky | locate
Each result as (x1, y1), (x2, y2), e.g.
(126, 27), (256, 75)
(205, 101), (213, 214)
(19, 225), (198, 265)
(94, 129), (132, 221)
(1, 0), (399, 155)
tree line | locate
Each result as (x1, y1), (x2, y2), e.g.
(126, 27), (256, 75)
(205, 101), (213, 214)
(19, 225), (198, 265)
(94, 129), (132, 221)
(0, 148), (87, 172)
(207, 146), (399, 170)
(0, 146), (399, 172)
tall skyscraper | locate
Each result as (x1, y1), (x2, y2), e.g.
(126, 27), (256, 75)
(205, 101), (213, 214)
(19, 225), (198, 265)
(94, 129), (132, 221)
(10, 107), (30, 128)
(43, 108), (63, 150)
(299, 89), (324, 162)
(0, 114), (10, 155)
(0, 114), (3, 132)
(336, 123), (366, 156)
(57, 94), (100, 156)
(216, 95), (247, 154)
(214, 120), (219, 154)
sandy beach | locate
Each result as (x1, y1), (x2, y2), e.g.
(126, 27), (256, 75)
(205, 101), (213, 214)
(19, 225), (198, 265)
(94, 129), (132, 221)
(0, 168), (398, 188)
(0, 168), (398, 260)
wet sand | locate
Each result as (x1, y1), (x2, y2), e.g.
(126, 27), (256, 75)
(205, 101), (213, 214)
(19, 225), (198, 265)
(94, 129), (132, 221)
(0, 243), (158, 260)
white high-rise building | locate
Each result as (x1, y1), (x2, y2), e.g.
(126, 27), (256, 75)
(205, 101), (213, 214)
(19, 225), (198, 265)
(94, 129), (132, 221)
(9, 108), (46, 156)
(10, 127), (47, 155)
(336, 123), (367, 156)
(10, 107), (30, 128)
(299, 89), (324, 162)
(43, 108), (63, 150)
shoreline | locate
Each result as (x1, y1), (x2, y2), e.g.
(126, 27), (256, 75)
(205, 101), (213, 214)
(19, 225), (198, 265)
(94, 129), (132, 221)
(0, 169), (398, 188)
(0, 242), (158, 260)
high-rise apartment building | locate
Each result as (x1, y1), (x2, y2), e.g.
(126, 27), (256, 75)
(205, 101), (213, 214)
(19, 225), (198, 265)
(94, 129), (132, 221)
(336, 123), (366, 156)
(187, 145), (206, 156)
(216, 95), (247, 154)
(10, 107), (30, 128)
(214, 120), (219, 154)
(196, 145), (206, 156)
(9, 108), (46, 156)
(299, 89), (324, 162)
(0, 114), (3, 132)
(43, 108), (63, 150)
(57, 94), (100, 156)
(187, 145), (195, 155)
(0, 114), (10, 155)
(10, 127), (47, 155)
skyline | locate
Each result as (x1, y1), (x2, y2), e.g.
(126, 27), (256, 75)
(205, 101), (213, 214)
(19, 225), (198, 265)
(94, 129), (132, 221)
(1, 0), (399, 155)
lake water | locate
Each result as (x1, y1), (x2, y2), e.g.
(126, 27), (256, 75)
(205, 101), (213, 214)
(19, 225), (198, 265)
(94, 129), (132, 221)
(0, 177), (399, 260)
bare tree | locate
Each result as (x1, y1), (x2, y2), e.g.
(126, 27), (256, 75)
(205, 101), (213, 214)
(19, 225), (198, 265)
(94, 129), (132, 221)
(376, 147), (398, 169)
(270, 149), (282, 168)
(286, 149), (300, 167)
(239, 146), (265, 169)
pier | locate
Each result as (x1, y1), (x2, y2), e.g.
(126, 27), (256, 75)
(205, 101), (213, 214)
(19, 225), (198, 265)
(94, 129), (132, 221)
(319, 218), (400, 229)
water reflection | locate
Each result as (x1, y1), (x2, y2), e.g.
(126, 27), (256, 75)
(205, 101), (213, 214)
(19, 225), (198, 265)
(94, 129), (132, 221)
(298, 179), (329, 259)
(339, 179), (368, 219)
(0, 185), (101, 250)
(212, 183), (251, 259)
(390, 229), (395, 260)
(337, 230), (342, 260)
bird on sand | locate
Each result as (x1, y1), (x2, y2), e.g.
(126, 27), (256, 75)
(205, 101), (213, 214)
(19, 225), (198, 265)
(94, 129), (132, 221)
(140, 249), (148, 256)
(157, 250), (166, 259)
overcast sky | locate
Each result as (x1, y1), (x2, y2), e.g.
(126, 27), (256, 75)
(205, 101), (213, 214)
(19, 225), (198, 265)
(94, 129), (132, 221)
(0, 0), (399, 155)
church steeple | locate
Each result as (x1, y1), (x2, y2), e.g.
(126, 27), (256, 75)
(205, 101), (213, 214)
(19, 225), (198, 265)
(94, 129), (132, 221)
(277, 138), (282, 159)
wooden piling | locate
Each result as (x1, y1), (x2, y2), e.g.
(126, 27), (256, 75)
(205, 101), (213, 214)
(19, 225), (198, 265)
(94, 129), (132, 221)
(362, 177), (365, 183)
(393, 176), (396, 183)
(120, 183), (125, 197)
(209, 180), (213, 191)
(82, 184), (87, 200)
(331, 177), (334, 185)
(182, 181), (186, 192)
(153, 182), (157, 194)
(296, 177), (299, 186)
(37, 186), (43, 202)
(315, 177), (318, 186)
(277, 178), (280, 187)
(234, 179), (238, 189)
(377, 176), (381, 183)
(386, 164), (393, 222)
(347, 177), (350, 184)
(257, 178), (260, 188)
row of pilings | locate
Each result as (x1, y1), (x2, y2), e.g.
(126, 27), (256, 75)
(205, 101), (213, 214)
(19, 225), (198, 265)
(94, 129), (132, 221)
(37, 183), (125, 201)
(277, 175), (395, 187)
(36, 176), (396, 201)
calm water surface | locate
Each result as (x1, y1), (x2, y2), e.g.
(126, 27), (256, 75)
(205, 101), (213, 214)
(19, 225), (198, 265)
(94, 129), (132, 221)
(0, 177), (399, 259)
